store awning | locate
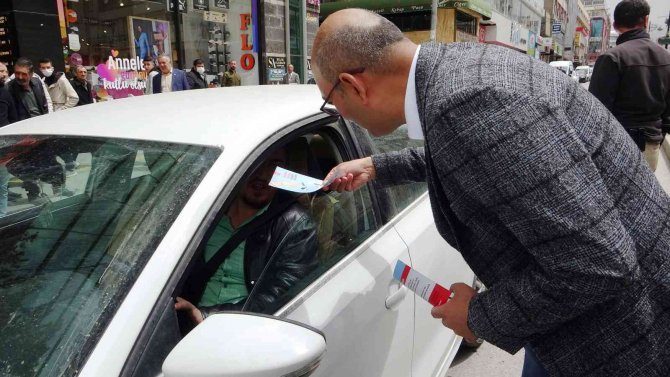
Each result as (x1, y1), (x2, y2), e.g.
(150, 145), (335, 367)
(320, 0), (492, 19)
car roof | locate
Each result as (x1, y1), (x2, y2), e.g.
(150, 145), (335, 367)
(0, 85), (327, 149)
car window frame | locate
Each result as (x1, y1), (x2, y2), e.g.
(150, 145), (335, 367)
(273, 118), (421, 317)
(119, 113), (345, 377)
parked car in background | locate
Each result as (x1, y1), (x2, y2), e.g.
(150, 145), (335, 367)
(574, 65), (591, 83)
(0, 86), (476, 377)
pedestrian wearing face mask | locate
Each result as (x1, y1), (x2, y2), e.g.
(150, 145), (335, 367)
(222, 60), (241, 87)
(187, 59), (207, 90)
(38, 58), (78, 111)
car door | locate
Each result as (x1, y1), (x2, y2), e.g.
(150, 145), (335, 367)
(246, 119), (416, 376)
(114, 117), (415, 377)
(359, 123), (476, 377)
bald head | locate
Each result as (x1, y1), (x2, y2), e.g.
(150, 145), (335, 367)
(313, 9), (405, 84)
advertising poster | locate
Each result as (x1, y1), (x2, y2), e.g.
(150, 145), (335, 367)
(129, 16), (171, 61)
(267, 56), (286, 83)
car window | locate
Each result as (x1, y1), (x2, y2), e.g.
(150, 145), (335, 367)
(178, 125), (376, 318)
(246, 128), (377, 314)
(0, 135), (220, 377)
(348, 121), (427, 222)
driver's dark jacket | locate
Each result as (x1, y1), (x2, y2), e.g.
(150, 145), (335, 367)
(195, 202), (318, 316)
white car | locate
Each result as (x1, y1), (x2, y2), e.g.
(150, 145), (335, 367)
(0, 86), (475, 377)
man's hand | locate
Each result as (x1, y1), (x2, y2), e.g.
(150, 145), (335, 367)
(430, 283), (478, 342)
(323, 157), (376, 192)
(175, 297), (204, 325)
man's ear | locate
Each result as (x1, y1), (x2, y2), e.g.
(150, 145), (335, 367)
(339, 72), (368, 104)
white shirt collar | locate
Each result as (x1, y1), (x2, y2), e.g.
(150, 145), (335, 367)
(405, 45), (423, 140)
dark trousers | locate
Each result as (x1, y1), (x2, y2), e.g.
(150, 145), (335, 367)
(521, 345), (549, 377)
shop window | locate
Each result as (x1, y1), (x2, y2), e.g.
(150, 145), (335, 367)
(385, 12), (431, 32)
(456, 11), (477, 36)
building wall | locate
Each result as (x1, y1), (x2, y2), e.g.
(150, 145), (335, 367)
(263, 0), (286, 55)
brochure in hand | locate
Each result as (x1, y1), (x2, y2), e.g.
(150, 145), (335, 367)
(393, 260), (453, 307)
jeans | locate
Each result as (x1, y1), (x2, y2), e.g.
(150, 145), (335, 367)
(521, 345), (549, 377)
(0, 165), (10, 216)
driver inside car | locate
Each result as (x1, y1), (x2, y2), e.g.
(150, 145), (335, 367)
(176, 146), (318, 325)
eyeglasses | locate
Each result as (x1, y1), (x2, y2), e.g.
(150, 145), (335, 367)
(319, 67), (365, 116)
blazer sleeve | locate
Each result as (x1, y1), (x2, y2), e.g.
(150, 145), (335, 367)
(588, 54), (619, 112)
(434, 87), (641, 353)
(179, 71), (189, 91)
(371, 147), (427, 185)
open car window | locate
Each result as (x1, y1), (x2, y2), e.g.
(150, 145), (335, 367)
(244, 128), (377, 314)
(0, 135), (220, 377)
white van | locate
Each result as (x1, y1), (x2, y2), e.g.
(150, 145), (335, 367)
(549, 60), (574, 76)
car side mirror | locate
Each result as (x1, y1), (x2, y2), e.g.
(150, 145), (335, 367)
(162, 312), (326, 377)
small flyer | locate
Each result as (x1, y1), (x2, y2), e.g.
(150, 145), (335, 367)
(393, 260), (453, 307)
(269, 167), (343, 194)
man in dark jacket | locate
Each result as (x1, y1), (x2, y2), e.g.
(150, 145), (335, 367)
(186, 58), (207, 89)
(176, 147), (318, 323)
(71, 65), (94, 106)
(589, 0), (670, 171)
(7, 58), (49, 121)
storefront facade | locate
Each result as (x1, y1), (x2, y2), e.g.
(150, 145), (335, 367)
(320, 0), (492, 44)
(0, 0), (318, 98)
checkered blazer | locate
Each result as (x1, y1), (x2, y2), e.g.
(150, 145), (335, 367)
(372, 43), (670, 376)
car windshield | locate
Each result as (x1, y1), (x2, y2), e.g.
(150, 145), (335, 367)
(0, 135), (220, 376)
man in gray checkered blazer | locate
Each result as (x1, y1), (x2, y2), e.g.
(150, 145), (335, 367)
(313, 9), (670, 377)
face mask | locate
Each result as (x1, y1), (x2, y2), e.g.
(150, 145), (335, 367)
(41, 68), (54, 78)
(196, 67), (205, 74)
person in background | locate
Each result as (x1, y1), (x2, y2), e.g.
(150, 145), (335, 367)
(187, 59), (207, 90)
(152, 54), (190, 94)
(222, 60), (241, 87)
(6, 58), (72, 199)
(589, 0), (670, 172)
(7, 58), (49, 121)
(70, 65), (94, 106)
(142, 57), (159, 95)
(38, 58), (79, 174)
(283, 64), (300, 84)
(38, 58), (78, 112)
(0, 72), (16, 127)
(0, 62), (9, 84)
